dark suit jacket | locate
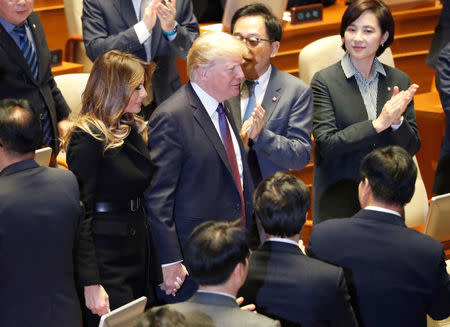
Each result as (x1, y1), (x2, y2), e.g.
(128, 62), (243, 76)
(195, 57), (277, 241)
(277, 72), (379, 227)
(426, 0), (450, 68)
(166, 292), (280, 327)
(433, 41), (450, 194)
(227, 65), (313, 184)
(193, 0), (226, 23)
(307, 209), (450, 327)
(311, 61), (421, 223)
(82, 0), (199, 105)
(67, 126), (162, 308)
(238, 241), (357, 327)
(145, 82), (254, 264)
(0, 159), (82, 327)
(0, 12), (70, 152)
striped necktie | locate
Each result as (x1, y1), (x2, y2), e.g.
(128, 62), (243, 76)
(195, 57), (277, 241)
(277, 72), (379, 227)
(14, 23), (39, 80)
(243, 80), (258, 122)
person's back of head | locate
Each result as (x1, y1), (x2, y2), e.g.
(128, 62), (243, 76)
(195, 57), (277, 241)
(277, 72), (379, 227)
(136, 307), (188, 327)
(0, 99), (41, 160)
(254, 171), (310, 237)
(230, 3), (283, 42)
(360, 145), (417, 207)
(184, 221), (250, 286)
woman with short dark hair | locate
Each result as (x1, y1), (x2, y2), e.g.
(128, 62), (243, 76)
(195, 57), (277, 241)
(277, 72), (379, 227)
(311, 0), (421, 224)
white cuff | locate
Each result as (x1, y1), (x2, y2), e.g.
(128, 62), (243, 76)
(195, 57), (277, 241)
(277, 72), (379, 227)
(134, 21), (152, 44)
(391, 116), (404, 130)
(161, 260), (183, 268)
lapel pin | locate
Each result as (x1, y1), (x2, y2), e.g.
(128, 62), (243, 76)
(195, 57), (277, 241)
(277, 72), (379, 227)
(33, 24), (36, 28)
(272, 96), (277, 102)
(387, 86), (391, 92)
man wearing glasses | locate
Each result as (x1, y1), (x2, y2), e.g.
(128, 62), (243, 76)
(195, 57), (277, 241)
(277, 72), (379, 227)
(227, 3), (313, 186)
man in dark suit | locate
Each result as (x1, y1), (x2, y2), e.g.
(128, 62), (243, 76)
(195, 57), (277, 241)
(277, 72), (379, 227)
(238, 171), (357, 327)
(0, 0), (72, 165)
(433, 42), (450, 194)
(0, 99), (82, 327)
(226, 3), (313, 186)
(165, 220), (280, 327)
(307, 146), (450, 327)
(82, 0), (199, 109)
(144, 31), (254, 301)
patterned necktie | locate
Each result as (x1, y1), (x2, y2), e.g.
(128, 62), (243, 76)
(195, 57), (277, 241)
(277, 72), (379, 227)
(243, 80), (258, 122)
(14, 23), (39, 80)
(217, 103), (246, 228)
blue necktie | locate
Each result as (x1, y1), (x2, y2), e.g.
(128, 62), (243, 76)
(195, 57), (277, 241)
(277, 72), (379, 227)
(14, 23), (52, 145)
(14, 23), (39, 80)
(243, 80), (258, 122)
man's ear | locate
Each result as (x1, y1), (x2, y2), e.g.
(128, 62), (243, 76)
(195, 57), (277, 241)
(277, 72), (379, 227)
(270, 41), (280, 58)
(197, 67), (209, 81)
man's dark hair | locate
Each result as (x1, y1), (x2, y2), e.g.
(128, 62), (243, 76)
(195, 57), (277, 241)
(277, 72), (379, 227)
(340, 0), (394, 57)
(136, 307), (188, 327)
(230, 3), (283, 42)
(184, 221), (250, 286)
(0, 99), (42, 155)
(254, 171), (310, 237)
(360, 146), (417, 206)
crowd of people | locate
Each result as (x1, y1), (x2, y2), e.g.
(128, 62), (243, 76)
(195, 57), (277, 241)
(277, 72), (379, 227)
(1, 0), (450, 326)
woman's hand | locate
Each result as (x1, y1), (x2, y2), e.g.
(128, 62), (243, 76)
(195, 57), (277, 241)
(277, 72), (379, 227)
(84, 284), (110, 316)
(373, 84), (419, 133)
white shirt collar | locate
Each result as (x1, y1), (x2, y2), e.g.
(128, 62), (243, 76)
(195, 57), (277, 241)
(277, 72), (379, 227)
(191, 81), (220, 118)
(266, 237), (299, 246)
(364, 205), (401, 217)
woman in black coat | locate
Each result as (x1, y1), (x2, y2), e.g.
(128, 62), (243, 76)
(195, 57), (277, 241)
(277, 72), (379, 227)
(65, 50), (162, 327)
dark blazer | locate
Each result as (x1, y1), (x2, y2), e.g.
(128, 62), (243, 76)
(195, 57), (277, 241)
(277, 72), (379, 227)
(311, 61), (421, 223)
(238, 241), (357, 327)
(307, 209), (450, 327)
(82, 0), (199, 105)
(426, 0), (450, 68)
(193, 0), (226, 23)
(67, 126), (162, 311)
(145, 82), (254, 264)
(0, 12), (70, 152)
(166, 292), (280, 327)
(227, 65), (313, 184)
(0, 159), (82, 327)
(433, 41), (450, 194)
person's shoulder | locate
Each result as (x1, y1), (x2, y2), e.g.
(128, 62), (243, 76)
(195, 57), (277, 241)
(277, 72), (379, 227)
(382, 64), (410, 82)
(238, 309), (280, 327)
(273, 66), (310, 90)
(311, 61), (342, 85)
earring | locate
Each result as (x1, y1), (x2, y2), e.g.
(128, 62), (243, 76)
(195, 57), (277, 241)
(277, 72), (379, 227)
(381, 42), (385, 47)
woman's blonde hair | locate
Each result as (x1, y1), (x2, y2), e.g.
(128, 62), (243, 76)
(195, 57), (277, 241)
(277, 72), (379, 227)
(64, 50), (155, 152)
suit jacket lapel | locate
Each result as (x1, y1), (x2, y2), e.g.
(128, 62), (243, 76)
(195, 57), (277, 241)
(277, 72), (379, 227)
(376, 68), (392, 116)
(228, 95), (242, 131)
(339, 64), (368, 122)
(151, 20), (162, 59)
(261, 66), (282, 124)
(117, 0), (138, 28)
(0, 17), (36, 85)
(187, 84), (234, 177)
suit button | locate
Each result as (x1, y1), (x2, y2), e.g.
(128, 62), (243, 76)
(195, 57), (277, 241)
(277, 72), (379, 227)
(236, 203), (240, 210)
(129, 227), (136, 236)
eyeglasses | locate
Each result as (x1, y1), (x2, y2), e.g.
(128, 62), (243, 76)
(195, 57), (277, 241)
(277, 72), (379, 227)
(233, 34), (271, 47)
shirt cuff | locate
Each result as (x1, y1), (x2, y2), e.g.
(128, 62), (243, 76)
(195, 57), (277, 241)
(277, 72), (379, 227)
(161, 260), (183, 268)
(134, 21), (152, 44)
(391, 116), (404, 130)
(166, 32), (177, 41)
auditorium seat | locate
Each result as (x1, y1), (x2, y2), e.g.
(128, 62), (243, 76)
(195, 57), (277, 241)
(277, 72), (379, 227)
(64, 0), (92, 72)
(298, 35), (429, 228)
(55, 73), (89, 119)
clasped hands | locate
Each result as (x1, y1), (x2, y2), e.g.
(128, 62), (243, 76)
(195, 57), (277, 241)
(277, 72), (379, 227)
(372, 84), (419, 133)
(159, 262), (188, 296)
(240, 104), (266, 148)
(143, 0), (177, 34)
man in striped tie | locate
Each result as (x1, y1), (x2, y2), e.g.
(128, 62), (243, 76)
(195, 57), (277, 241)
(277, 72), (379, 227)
(0, 0), (72, 166)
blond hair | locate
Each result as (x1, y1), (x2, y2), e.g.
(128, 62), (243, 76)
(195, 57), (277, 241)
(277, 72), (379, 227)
(64, 50), (155, 152)
(187, 31), (247, 82)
